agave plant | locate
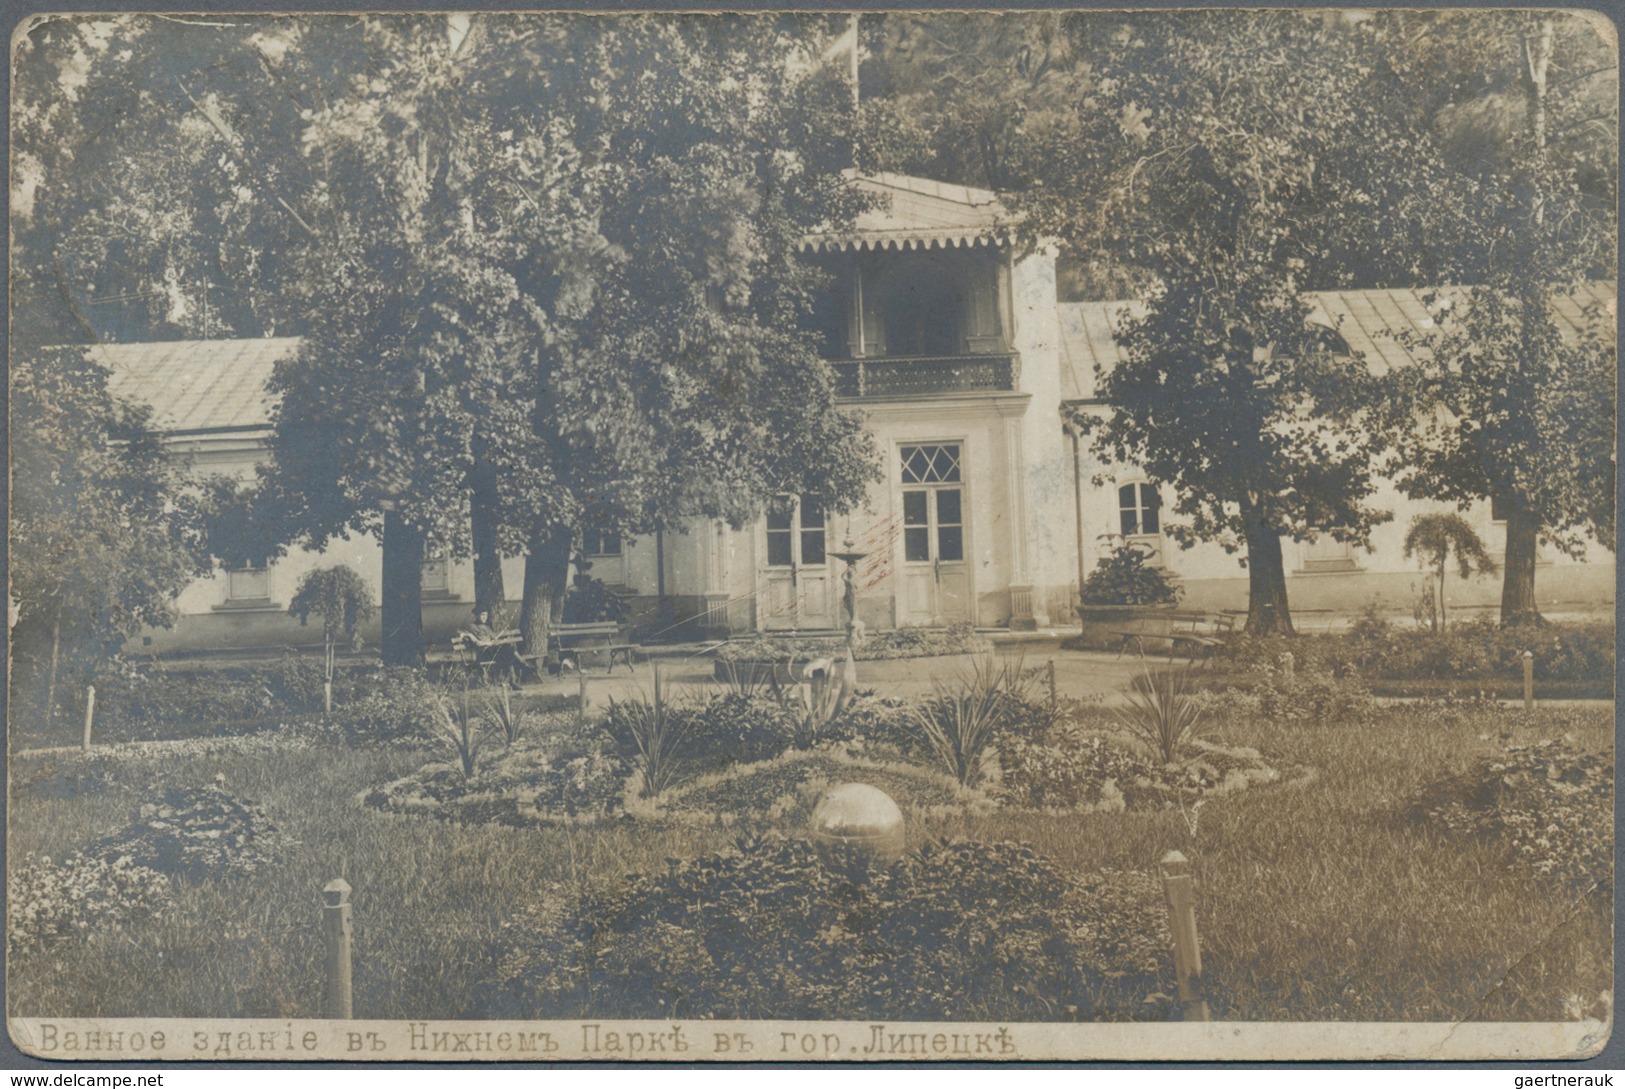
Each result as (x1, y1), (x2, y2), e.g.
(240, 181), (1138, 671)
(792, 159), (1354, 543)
(789, 652), (852, 749)
(913, 654), (1025, 786)
(1114, 657), (1207, 765)
(607, 665), (690, 798)
(435, 677), (485, 779)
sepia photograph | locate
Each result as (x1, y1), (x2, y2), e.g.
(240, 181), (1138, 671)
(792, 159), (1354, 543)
(5, 8), (1617, 1063)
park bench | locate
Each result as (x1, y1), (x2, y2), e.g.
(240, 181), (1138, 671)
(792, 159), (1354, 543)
(1111, 611), (1237, 663)
(544, 620), (639, 675)
(452, 629), (527, 684)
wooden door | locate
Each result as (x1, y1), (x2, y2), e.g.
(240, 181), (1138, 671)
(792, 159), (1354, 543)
(761, 495), (835, 630)
(898, 444), (971, 626)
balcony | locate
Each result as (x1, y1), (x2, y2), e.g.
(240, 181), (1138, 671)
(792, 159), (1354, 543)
(829, 353), (1017, 398)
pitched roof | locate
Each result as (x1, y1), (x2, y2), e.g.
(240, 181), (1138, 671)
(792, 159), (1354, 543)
(92, 337), (301, 434)
(1059, 282), (1617, 402)
(800, 170), (1013, 253)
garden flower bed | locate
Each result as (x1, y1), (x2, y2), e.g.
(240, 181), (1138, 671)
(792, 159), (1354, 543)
(363, 713), (628, 826)
(481, 834), (1174, 1021)
(627, 747), (995, 824)
(1408, 737), (1613, 892)
(1000, 728), (1291, 813)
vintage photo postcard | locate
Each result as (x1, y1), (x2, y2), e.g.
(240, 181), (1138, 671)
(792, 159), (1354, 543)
(7, 8), (1616, 1063)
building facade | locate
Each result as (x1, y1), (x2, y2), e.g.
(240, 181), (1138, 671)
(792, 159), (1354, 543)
(91, 173), (1615, 654)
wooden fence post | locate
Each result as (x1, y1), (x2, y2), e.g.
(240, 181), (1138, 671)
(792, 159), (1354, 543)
(1047, 659), (1058, 710)
(81, 685), (96, 754)
(578, 669), (589, 724)
(1160, 850), (1210, 1021)
(1522, 650), (1534, 710)
(323, 878), (353, 1019)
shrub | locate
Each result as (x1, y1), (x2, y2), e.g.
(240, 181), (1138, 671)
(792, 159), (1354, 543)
(262, 654), (330, 713)
(561, 572), (629, 624)
(1079, 538), (1181, 607)
(827, 692), (916, 753)
(94, 782), (292, 881)
(1409, 739), (1613, 892)
(9, 853), (173, 956)
(1220, 620), (1615, 687)
(69, 666), (275, 740)
(1001, 722), (1280, 812)
(324, 668), (444, 744)
(1000, 725), (1149, 810)
(485, 835), (1171, 1021)
(604, 692), (801, 774)
(1254, 664), (1375, 725)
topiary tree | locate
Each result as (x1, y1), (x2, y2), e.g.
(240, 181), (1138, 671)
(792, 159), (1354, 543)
(288, 565), (375, 713)
(1402, 513), (1497, 634)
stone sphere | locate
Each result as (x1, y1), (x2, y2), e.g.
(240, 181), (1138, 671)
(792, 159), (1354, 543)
(809, 783), (906, 873)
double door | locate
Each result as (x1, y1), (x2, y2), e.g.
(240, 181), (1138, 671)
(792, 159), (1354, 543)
(761, 494), (837, 630)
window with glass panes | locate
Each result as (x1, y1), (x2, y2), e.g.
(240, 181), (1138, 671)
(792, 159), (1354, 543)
(1118, 482), (1161, 537)
(225, 556), (271, 603)
(900, 444), (964, 563)
(765, 495), (827, 567)
(583, 528), (621, 557)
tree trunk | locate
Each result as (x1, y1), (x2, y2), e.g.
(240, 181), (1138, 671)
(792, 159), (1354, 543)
(520, 525), (574, 665)
(1240, 497), (1295, 635)
(380, 510), (426, 666)
(469, 461), (506, 621)
(1499, 494), (1542, 626)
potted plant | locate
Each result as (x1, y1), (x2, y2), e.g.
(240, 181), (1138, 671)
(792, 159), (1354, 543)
(1075, 537), (1181, 650)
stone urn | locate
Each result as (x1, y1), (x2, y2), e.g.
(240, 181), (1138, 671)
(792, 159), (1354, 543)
(809, 783), (906, 877)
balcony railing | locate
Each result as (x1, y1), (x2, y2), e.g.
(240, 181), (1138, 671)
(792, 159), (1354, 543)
(829, 353), (1018, 398)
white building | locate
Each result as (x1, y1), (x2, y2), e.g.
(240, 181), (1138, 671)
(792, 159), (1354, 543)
(92, 173), (1615, 653)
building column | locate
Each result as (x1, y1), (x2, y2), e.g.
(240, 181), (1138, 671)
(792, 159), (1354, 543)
(1004, 414), (1049, 631)
(701, 520), (732, 637)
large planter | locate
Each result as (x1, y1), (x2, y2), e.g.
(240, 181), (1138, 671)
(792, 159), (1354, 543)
(1074, 604), (1176, 652)
(712, 658), (799, 687)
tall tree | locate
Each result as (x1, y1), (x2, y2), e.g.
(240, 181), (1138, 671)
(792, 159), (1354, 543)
(23, 14), (879, 663)
(1027, 12), (1425, 632)
(10, 347), (211, 721)
(1371, 12), (1617, 624)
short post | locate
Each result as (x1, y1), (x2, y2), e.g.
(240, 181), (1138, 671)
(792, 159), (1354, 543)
(324, 680), (333, 717)
(577, 669), (589, 724)
(322, 879), (353, 1019)
(1522, 650), (1534, 711)
(1160, 850), (1210, 1021)
(1047, 659), (1058, 710)
(1279, 651), (1294, 679)
(81, 685), (96, 753)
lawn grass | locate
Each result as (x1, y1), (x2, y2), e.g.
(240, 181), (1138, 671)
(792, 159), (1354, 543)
(7, 702), (1611, 1023)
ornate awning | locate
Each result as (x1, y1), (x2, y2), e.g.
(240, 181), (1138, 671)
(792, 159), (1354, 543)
(799, 170), (1015, 254)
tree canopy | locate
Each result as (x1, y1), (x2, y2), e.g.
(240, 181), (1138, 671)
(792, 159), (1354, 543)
(10, 346), (212, 715)
(1017, 11), (1431, 632)
(18, 14), (880, 662)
